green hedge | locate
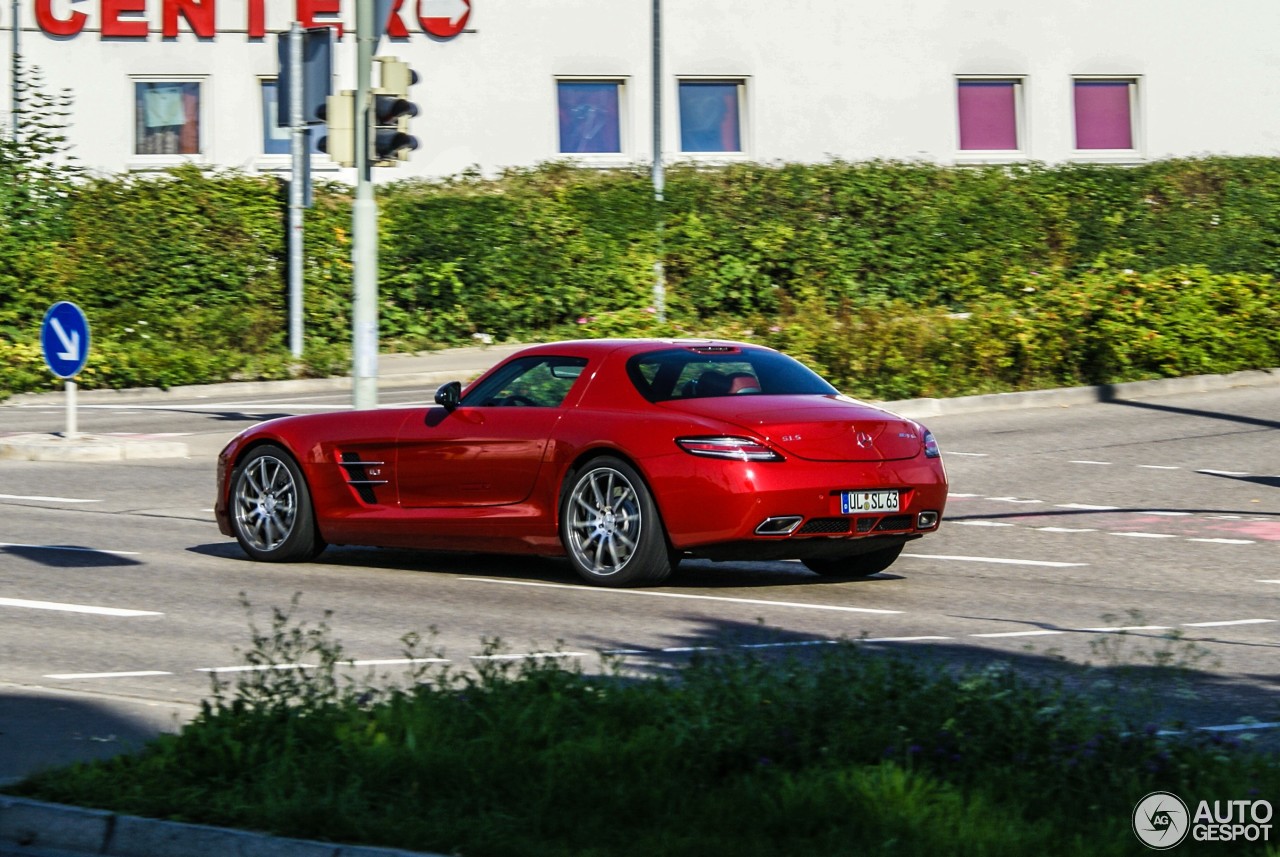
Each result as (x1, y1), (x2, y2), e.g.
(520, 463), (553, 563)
(2, 157), (1279, 399)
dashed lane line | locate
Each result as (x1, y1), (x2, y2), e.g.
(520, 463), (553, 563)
(45, 671), (173, 680)
(42, 618), (1278, 681)
(0, 542), (138, 556)
(0, 494), (101, 504)
(901, 554), (1087, 568)
(0, 597), (160, 617)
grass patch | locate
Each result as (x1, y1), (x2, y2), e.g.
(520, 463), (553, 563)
(5, 598), (1278, 856)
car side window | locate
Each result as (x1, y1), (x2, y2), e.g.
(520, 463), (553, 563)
(463, 356), (588, 408)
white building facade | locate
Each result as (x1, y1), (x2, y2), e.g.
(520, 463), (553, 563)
(3, 0), (1280, 181)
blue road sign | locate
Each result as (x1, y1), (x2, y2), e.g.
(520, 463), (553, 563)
(41, 301), (90, 379)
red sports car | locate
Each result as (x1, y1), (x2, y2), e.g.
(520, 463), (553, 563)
(215, 339), (947, 586)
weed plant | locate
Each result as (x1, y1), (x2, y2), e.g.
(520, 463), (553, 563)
(6, 598), (1278, 856)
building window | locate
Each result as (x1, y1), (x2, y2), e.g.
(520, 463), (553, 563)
(135, 81), (200, 155)
(956, 78), (1023, 152)
(261, 79), (322, 155)
(1074, 78), (1137, 150)
(678, 80), (743, 153)
(557, 80), (623, 154)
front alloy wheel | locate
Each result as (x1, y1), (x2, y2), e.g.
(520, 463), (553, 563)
(561, 457), (671, 587)
(230, 444), (324, 562)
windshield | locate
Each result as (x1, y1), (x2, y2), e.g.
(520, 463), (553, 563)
(626, 346), (839, 403)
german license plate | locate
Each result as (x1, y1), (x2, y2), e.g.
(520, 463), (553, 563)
(840, 490), (900, 514)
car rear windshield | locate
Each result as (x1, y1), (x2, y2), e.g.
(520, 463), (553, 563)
(626, 347), (839, 402)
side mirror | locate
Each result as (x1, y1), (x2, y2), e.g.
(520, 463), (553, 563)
(434, 380), (462, 411)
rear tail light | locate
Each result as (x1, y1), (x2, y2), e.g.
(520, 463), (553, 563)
(923, 430), (941, 459)
(676, 436), (784, 462)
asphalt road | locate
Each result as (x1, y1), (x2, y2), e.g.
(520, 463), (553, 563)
(1, 381), (1277, 785)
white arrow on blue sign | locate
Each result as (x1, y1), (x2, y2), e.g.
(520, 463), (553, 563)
(41, 301), (91, 379)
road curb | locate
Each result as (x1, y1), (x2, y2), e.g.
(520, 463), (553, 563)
(0, 434), (190, 462)
(880, 367), (1280, 420)
(0, 794), (445, 857)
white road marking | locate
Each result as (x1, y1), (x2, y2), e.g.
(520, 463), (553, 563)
(1197, 469), (1251, 477)
(863, 636), (952, 643)
(344, 658), (450, 667)
(0, 542), (139, 557)
(947, 492), (981, 498)
(1198, 722), (1280, 734)
(1070, 460), (1111, 466)
(1056, 503), (1119, 511)
(971, 630), (1064, 638)
(902, 554), (1087, 568)
(1146, 511), (1193, 517)
(1188, 538), (1255, 545)
(948, 452), (989, 458)
(0, 597), (160, 617)
(1080, 625), (1171, 633)
(1184, 619), (1275, 628)
(460, 578), (903, 614)
(1138, 465), (1180, 470)
(45, 671), (173, 680)
(1259, 580), (1280, 585)
(196, 663), (317, 673)
(471, 652), (587, 661)
(0, 494), (101, 503)
(1109, 532), (1179, 539)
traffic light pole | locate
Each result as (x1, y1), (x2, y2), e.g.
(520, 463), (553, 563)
(287, 23), (306, 359)
(351, 0), (378, 410)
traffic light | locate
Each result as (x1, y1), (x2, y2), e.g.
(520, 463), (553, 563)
(371, 56), (419, 166)
(315, 90), (355, 167)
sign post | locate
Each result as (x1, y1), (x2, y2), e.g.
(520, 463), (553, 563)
(40, 302), (90, 441)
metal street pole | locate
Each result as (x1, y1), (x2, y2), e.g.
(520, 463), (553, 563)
(651, 0), (666, 322)
(352, 0), (379, 410)
(287, 23), (306, 359)
(11, 0), (19, 135)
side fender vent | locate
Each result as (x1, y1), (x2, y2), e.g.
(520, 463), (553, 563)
(339, 452), (388, 504)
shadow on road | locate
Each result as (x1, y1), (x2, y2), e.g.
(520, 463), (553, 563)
(1100, 392), (1280, 431)
(0, 691), (189, 787)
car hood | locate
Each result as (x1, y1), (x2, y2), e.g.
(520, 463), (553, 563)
(662, 394), (925, 462)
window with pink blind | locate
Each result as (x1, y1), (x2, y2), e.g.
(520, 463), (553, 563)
(957, 79), (1020, 151)
(1074, 80), (1134, 150)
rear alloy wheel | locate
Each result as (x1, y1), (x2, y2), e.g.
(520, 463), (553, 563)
(230, 444), (324, 562)
(561, 457), (671, 587)
(802, 543), (904, 578)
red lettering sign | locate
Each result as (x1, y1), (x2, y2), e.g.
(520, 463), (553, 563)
(163, 0), (216, 38)
(34, 0), (88, 36)
(31, 0), (474, 41)
(101, 0), (149, 38)
(296, 0), (343, 38)
(247, 0), (266, 38)
(385, 0), (410, 39)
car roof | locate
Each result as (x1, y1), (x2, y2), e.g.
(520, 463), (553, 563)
(510, 338), (772, 360)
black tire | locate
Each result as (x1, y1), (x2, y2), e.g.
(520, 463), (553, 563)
(560, 456), (672, 587)
(229, 444), (325, 562)
(802, 543), (904, 578)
